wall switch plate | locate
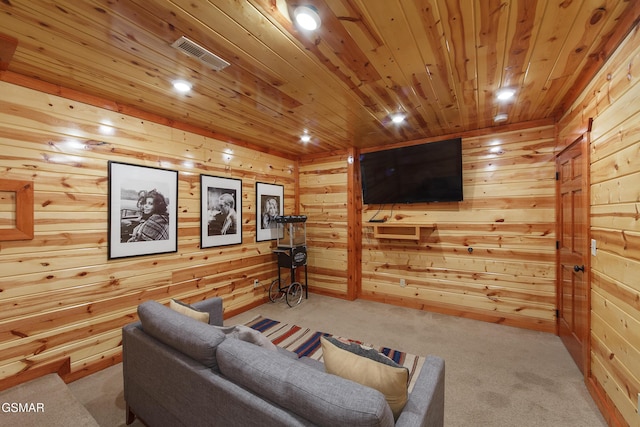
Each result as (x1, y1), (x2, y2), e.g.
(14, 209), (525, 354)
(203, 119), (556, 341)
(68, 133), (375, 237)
(591, 239), (597, 256)
(400, 278), (406, 287)
(253, 279), (260, 289)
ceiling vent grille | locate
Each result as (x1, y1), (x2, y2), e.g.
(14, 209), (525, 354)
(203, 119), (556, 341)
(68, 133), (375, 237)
(171, 36), (230, 71)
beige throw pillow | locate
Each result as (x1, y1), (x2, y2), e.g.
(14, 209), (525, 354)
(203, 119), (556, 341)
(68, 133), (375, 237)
(169, 299), (210, 323)
(321, 336), (409, 420)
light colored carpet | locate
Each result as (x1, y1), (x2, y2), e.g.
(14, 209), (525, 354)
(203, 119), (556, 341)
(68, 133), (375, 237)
(67, 365), (143, 427)
(0, 373), (99, 426)
(226, 295), (605, 427)
(68, 294), (606, 426)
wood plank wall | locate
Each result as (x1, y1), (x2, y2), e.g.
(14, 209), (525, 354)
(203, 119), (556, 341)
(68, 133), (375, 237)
(298, 154), (351, 297)
(557, 26), (640, 427)
(360, 127), (558, 332)
(299, 125), (558, 333)
(0, 81), (295, 383)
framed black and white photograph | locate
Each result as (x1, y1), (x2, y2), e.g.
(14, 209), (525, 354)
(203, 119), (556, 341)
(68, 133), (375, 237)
(108, 161), (178, 259)
(201, 175), (242, 248)
(256, 182), (283, 242)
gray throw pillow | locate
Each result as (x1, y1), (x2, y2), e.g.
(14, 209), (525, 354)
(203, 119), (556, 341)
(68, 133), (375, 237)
(213, 324), (278, 351)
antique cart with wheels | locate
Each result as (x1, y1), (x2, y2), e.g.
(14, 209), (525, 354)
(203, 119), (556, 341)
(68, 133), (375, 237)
(269, 215), (308, 307)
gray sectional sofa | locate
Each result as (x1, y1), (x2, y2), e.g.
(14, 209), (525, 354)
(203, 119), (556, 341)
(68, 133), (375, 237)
(122, 297), (445, 427)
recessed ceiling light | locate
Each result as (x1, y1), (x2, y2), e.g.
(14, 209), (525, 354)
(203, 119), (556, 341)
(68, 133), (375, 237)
(496, 88), (515, 101)
(172, 79), (193, 93)
(494, 113), (508, 122)
(294, 6), (321, 31)
(391, 113), (406, 124)
(300, 131), (311, 143)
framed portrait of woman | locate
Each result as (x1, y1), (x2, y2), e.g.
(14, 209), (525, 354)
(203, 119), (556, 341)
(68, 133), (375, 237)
(108, 161), (178, 259)
(200, 175), (242, 248)
(256, 182), (283, 242)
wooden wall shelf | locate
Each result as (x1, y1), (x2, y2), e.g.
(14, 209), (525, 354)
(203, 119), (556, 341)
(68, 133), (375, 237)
(371, 223), (436, 240)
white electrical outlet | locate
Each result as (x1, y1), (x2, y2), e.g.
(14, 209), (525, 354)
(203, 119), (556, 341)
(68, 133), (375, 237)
(400, 278), (406, 287)
(591, 239), (597, 256)
(253, 279), (260, 289)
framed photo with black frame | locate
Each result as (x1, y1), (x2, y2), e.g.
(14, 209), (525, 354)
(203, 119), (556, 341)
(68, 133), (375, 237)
(108, 161), (178, 259)
(201, 175), (242, 248)
(256, 182), (284, 242)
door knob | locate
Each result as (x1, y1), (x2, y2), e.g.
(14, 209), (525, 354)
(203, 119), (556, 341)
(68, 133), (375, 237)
(573, 265), (585, 272)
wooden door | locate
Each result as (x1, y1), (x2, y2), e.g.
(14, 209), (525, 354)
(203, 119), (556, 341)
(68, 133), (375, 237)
(556, 136), (589, 374)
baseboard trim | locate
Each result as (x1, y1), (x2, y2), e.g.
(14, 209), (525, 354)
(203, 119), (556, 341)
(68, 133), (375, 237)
(223, 296), (269, 319)
(0, 356), (70, 392)
(63, 353), (122, 383)
(587, 375), (627, 427)
(358, 291), (556, 333)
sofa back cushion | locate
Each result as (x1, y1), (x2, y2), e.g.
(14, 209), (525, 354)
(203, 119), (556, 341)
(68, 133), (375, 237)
(217, 338), (395, 427)
(138, 300), (225, 369)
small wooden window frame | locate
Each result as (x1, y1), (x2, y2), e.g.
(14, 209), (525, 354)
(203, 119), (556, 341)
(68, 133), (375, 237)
(0, 179), (34, 241)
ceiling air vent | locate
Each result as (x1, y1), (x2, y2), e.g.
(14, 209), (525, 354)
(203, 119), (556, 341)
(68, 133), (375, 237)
(171, 36), (230, 71)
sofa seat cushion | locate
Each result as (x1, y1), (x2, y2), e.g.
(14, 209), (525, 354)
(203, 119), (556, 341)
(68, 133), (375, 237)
(138, 300), (225, 369)
(217, 338), (395, 427)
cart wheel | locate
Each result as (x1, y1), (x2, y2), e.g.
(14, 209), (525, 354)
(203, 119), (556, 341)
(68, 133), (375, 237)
(269, 278), (284, 302)
(286, 282), (304, 307)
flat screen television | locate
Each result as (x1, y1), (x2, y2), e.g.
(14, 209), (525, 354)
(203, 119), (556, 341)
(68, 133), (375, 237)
(360, 138), (463, 204)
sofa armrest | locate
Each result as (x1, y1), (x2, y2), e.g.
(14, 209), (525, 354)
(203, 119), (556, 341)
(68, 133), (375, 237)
(396, 355), (445, 427)
(192, 297), (224, 326)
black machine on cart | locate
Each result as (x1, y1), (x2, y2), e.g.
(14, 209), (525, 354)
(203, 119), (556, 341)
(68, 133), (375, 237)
(269, 215), (308, 307)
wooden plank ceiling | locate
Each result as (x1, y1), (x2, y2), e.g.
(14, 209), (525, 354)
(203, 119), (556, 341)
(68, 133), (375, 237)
(0, 0), (638, 156)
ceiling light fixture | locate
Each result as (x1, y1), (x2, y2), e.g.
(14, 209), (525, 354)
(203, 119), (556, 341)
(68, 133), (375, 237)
(390, 112), (406, 124)
(172, 79), (193, 93)
(494, 113), (508, 122)
(496, 88), (515, 101)
(300, 130), (312, 143)
(294, 5), (321, 31)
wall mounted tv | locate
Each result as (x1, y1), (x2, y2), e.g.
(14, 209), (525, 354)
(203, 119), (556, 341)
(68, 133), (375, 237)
(360, 137), (463, 204)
